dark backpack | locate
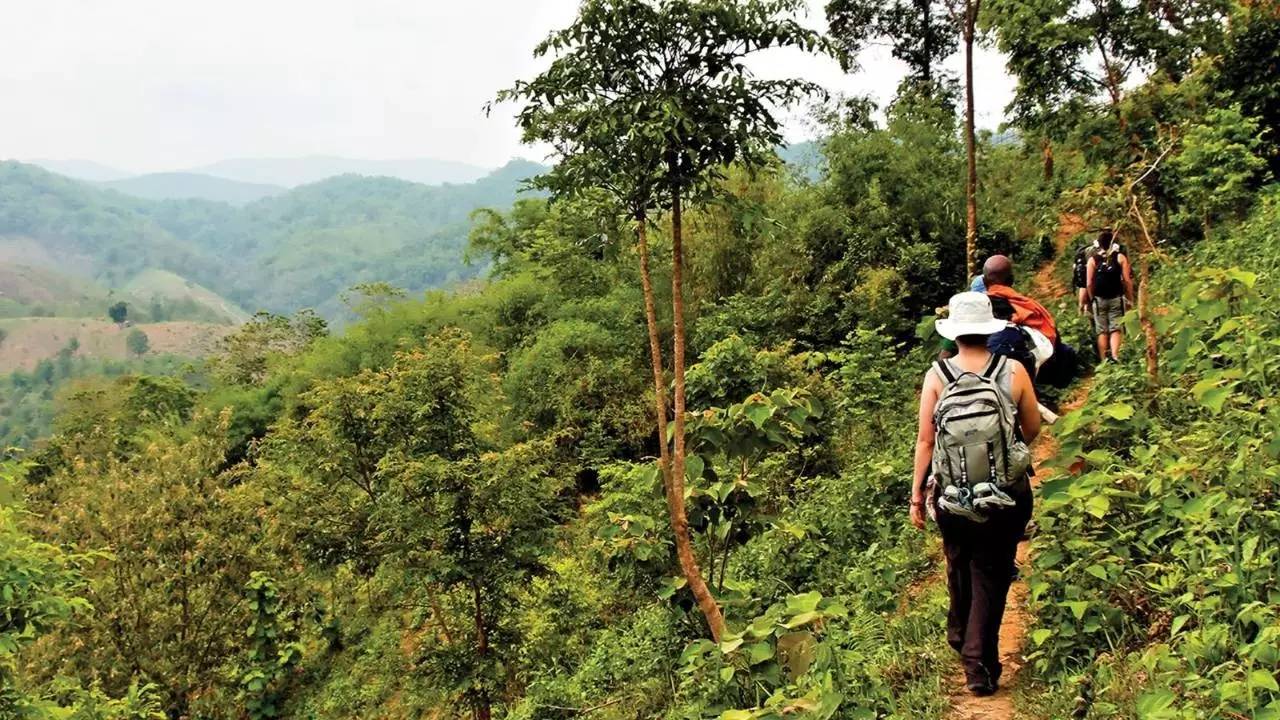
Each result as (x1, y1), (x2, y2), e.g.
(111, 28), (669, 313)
(1037, 340), (1079, 389)
(1074, 240), (1125, 290)
(987, 325), (1037, 381)
(1092, 247), (1126, 299)
(1072, 243), (1092, 289)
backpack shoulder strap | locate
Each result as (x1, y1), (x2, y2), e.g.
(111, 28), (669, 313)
(982, 354), (1004, 380)
(934, 359), (957, 384)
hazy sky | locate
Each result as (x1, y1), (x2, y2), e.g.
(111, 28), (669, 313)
(0, 0), (1014, 174)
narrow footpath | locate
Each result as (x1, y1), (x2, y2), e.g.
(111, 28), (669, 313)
(942, 215), (1092, 719)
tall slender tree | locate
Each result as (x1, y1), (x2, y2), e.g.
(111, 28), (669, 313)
(826, 0), (957, 93)
(497, 0), (827, 641)
(943, 0), (983, 277)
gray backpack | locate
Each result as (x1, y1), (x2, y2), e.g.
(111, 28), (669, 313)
(930, 356), (1031, 520)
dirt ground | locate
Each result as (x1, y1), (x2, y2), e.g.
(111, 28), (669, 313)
(942, 214), (1093, 719)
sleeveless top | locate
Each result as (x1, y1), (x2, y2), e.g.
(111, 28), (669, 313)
(929, 355), (1015, 399)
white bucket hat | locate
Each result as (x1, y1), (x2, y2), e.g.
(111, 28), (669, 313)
(936, 291), (1008, 339)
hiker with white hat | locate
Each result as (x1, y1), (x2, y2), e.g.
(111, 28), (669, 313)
(910, 291), (1041, 697)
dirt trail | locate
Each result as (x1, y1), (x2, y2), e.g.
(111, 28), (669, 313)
(941, 214), (1092, 719)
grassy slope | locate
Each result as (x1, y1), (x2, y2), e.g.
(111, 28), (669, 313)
(0, 263), (106, 316)
(0, 317), (231, 373)
(124, 269), (252, 323)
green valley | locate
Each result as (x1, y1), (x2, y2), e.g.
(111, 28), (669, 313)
(0, 158), (544, 320)
(0, 158), (544, 448)
(3, 1), (1278, 720)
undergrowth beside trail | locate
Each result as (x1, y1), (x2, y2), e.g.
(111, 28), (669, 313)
(1019, 191), (1280, 719)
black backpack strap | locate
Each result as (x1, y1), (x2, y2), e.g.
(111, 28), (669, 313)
(982, 354), (1004, 379)
(934, 359), (957, 384)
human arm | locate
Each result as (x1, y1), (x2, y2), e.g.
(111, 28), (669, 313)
(1085, 256), (1097, 303)
(910, 370), (942, 529)
(1011, 362), (1041, 443)
(1120, 254), (1136, 304)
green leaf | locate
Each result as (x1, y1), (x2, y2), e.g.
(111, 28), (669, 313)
(746, 640), (774, 665)
(1199, 386), (1232, 414)
(785, 591), (822, 614)
(719, 665), (735, 683)
(1226, 268), (1258, 288)
(781, 611), (820, 628)
(1211, 317), (1241, 340)
(744, 400), (773, 429)
(719, 636), (744, 653)
(1064, 601), (1090, 620)
(1135, 689), (1177, 718)
(747, 614), (777, 638)
(1249, 668), (1280, 692)
(1241, 536), (1260, 563)
(685, 454), (705, 482)
(1031, 628), (1053, 646)
(1100, 402), (1134, 420)
(1085, 494), (1110, 518)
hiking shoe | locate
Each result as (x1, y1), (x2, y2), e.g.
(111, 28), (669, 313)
(938, 486), (986, 522)
(1021, 519), (1038, 541)
(972, 482), (1017, 511)
(966, 664), (998, 696)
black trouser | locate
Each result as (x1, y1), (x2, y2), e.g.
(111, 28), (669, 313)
(937, 487), (1032, 683)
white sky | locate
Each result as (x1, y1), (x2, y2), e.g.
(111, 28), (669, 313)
(0, 0), (1014, 174)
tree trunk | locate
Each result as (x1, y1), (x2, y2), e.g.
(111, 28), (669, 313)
(471, 579), (492, 720)
(1138, 250), (1159, 385)
(921, 0), (933, 90)
(635, 212), (673, 486)
(668, 187), (726, 642)
(428, 587), (454, 645)
(1129, 196), (1160, 388)
(962, 2), (980, 280)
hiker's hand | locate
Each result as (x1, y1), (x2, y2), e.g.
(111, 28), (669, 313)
(909, 501), (926, 530)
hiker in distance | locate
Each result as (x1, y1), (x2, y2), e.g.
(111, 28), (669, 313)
(1084, 229), (1135, 362)
(911, 291), (1041, 697)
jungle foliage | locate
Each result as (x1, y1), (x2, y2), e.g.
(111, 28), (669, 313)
(2, 1), (1278, 719)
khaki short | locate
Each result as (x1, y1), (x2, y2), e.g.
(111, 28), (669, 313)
(1092, 296), (1126, 335)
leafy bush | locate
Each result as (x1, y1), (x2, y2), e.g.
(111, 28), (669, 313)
(1025, 194), (1280, 717)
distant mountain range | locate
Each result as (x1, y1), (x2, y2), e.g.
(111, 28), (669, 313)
(184, 155), (491, 188)
(101, 172), (286, 205)
(28, 158), (133, 182)
(0, 158), (546, 321)
(22, 148), (826, 205)
(20, 155), (494, 204)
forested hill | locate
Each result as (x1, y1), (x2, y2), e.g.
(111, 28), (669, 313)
(0, 159), (546, 318)
(5, 3), (1279, 720)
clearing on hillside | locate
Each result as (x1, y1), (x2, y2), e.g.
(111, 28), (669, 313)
(0, 317), (232, 373)
(124, 269), (251, 323)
